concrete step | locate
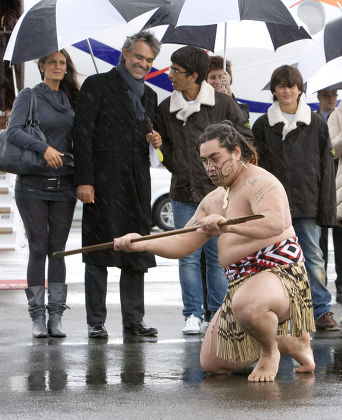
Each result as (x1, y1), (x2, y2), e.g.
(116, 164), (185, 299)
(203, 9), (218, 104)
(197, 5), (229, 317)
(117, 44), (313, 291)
(0, 227), (13, 234)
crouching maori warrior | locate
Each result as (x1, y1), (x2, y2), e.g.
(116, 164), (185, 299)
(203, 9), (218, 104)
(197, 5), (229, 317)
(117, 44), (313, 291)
(114, 121), (316, 382)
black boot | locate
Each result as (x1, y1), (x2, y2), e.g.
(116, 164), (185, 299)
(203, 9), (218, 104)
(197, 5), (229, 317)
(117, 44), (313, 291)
(47, 283), (68, 337)
(25, 286), (48, 338)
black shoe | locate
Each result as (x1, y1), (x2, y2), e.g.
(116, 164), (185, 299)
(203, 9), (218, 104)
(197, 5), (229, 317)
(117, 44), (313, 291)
(123, 321), (158, 336)
(88, 324), (108, 338)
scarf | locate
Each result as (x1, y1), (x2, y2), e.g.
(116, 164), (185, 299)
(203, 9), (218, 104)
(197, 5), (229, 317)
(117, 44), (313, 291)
(118, 60), (146, 121)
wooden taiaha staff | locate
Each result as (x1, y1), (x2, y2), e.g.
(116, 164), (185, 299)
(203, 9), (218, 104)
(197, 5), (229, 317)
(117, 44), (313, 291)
(52, 214), (264, 258)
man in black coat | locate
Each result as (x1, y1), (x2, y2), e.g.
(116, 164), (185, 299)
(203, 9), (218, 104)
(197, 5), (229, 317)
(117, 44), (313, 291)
(73, 31), (162, 338)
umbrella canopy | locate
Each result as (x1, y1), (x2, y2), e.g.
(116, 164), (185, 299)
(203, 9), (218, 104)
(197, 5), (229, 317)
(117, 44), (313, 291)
(142, 0), (310, 51)
(298, 16), (342, 94)
(148, 21), (310, 52)
(4, 0), (169, 65)
(143, 0), (305, 27)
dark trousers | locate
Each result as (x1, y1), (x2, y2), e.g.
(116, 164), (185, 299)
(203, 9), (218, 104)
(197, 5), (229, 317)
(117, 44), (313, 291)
(85, 264), (145, 326)
(320, 226), (342, 293)
(16, 197), (75, 287)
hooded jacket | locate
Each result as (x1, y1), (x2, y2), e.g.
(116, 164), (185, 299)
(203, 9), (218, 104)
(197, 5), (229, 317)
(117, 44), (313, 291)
(252, 98), (336, 227)
(328, 101), (342, 220)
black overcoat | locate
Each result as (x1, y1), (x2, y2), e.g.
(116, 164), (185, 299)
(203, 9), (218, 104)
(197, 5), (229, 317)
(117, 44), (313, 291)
(73, 68), (156, 269)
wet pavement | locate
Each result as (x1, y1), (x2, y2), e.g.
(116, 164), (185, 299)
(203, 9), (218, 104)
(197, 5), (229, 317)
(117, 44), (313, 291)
(1, 228), (342, 419)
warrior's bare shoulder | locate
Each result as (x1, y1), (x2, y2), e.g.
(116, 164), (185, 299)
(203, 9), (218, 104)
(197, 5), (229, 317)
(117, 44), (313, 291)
(244, 165), (288, 207)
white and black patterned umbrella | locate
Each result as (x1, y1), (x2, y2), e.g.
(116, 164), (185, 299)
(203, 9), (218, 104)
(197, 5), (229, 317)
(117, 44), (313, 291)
(142, 0), (310, 52)
(4, 0), (169, 65)
(298, 16), (342, 94)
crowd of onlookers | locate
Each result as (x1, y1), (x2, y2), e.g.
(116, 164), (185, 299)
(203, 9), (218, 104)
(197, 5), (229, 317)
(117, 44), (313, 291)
(4, 29), (341, 344)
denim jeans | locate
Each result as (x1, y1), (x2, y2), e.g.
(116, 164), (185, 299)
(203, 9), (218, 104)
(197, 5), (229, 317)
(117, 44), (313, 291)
(292, 217), (331, 320)
(171, 200), (228, 319)
(332, 225), (342, 295)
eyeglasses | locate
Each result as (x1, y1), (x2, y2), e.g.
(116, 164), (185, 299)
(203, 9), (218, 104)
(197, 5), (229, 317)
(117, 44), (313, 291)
(169, 66), (187, 75)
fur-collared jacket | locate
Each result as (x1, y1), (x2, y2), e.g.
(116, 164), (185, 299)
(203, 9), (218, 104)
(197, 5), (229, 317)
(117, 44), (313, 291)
(155, 81), (253, 203)
(328, 101), (342, 221)
(252, 98), (336, 227)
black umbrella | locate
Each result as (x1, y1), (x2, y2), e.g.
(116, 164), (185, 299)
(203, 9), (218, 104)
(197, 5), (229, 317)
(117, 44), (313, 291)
(4, 0), (170, 65)
(142, 0), (311, 52)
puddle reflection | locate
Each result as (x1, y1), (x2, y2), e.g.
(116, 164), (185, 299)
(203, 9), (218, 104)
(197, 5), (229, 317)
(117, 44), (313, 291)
(16, 335), (342, 393)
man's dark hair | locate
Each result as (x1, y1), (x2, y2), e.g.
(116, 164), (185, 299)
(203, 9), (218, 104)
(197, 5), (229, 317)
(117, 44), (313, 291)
(198, 121), (258, 165)
(269, 65), (304, 102)
(208, 56), (232, 83)
(171, 46), (209, 85)
(122, 31), (161, 58)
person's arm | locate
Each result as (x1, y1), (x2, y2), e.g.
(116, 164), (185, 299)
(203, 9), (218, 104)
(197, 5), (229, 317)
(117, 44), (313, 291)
(317, 120), (336, 226)
(73, 76), (102, 188)
(114, 198), (210, 258)
(6, 88), (48, 155)
(328, 110), (342, 158)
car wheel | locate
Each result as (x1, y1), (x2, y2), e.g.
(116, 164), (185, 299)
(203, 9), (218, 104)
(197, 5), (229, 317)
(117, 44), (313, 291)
(153, 197), (174, 231)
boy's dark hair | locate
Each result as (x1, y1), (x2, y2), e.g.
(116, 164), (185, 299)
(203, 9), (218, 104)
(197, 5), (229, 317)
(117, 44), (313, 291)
(171, 46), (209, 85)
(198, 121), (258, 165)
(208, 56), (232, 83)
(270, 65), (304, 102)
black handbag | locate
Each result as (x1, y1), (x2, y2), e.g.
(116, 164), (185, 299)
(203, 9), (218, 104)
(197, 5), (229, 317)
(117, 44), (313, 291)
(0, 89), (48, 174)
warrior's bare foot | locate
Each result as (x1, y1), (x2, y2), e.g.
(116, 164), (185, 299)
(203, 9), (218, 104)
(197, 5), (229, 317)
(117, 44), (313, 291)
(276, 332), (315, 373)
(248, 345), (280, 382)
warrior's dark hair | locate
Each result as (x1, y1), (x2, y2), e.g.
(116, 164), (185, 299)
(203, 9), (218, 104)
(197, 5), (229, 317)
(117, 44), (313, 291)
(198, 120), (258, 165)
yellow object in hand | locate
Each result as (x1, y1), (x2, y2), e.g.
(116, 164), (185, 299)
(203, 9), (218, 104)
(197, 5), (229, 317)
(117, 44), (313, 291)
(158, 148), (163, 162)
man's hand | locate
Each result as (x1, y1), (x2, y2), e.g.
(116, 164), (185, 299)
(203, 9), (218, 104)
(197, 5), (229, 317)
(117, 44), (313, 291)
(114, 233), (144, 252)
(197, 214), (228, 236)
(146, 131), (162, 148)
(77, 185), (95, 203)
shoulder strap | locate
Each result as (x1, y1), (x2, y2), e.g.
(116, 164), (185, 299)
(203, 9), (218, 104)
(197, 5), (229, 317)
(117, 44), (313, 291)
(25, 89), (39, 127)
(25, 89), (34, 127)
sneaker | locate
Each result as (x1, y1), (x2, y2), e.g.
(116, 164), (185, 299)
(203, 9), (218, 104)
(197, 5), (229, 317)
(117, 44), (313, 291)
(88, 324), (108, 338)
(315, 312), (341, 331)
(182, 314), (202, 335)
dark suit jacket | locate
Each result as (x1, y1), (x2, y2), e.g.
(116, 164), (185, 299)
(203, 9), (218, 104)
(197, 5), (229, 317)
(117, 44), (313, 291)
(73, 68), (156, 269)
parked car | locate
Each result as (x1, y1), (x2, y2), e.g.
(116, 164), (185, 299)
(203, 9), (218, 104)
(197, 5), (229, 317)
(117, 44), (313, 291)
(73, 166), (174, 231)
(150, 166), (173, 231)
